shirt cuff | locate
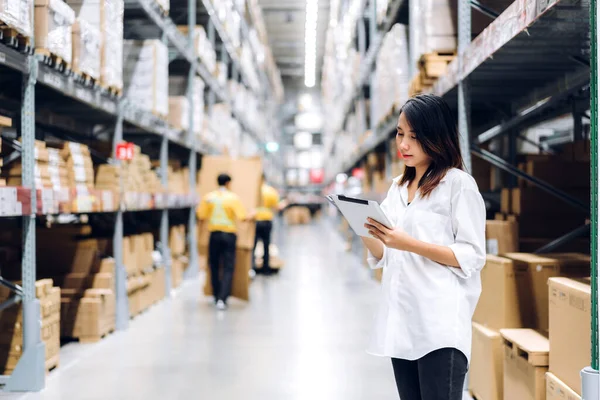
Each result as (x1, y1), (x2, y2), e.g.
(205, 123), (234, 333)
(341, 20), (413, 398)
(367, 246), (387, 270)
(448, 242), (474, 279)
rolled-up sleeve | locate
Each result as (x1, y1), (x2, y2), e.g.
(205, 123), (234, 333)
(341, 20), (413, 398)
(448, 187), (486, 279)
(367, 246), (387, 269)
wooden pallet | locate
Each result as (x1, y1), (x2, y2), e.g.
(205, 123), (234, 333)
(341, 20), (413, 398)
(101, 85), (123, 98)
(35, 48), (71, 74)
(0, 27), (31, 52)
(418, 51), (456, 79)
(72, 69), (98, 88)
(500, 328), (549, 366)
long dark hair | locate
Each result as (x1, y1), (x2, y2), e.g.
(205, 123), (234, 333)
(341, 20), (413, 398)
(398, 94), (464, 197)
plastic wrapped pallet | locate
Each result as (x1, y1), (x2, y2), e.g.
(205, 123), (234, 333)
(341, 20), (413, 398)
(168, 76), (204, 134)
(168, 96), (190, 131)
(71, 18), (101, 80)
(66, 0), (124, 91)
(123, 39), (169, 117)
(178, 25), (216, 73)
(0, 0), (32, 37)
(34, 0), (75, 63)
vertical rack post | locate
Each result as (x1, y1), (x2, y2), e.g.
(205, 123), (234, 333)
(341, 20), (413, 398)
(368, 0), (377, 140)
(113, 103), (129, 330)
(185, 0), (198, 278)
(5, 55), (45, 392)
(160, 136), (172, 292)
(582, 0), (599, 397)
(458, 0), (472, 173)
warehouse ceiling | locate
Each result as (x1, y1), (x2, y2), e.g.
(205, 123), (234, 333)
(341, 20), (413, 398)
(258, 0), (331, 87)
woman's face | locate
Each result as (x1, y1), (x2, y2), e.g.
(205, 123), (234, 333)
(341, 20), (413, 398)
(396, 112), (431, 170)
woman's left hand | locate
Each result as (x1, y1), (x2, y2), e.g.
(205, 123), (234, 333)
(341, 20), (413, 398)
(365, 218), (415, 251)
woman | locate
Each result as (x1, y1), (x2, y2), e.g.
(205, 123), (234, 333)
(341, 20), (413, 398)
(363, 94), (486, 400)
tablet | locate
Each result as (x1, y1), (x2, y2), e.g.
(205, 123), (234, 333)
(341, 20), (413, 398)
(326, 194), (393, 238)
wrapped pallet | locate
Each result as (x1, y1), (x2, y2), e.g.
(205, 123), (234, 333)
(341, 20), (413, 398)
(169, 76), (205, 135)
(0, 0), (32, 37)
(71, 18), (101, 80)
(123, 39), (169, 117)
(178, 25), (216, 73)
(155, 0), (168, 14)
(66, 0), (124, 92)
(34, 0), (75, 63)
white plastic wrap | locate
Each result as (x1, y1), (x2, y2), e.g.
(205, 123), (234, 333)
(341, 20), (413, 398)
(168, 76), (205, 134)
(66, 0), (124, 90)
(34, 0), (75, 63)
(0, 0), (32, 37)
(168, 96), (190, 131)
(155, 0), (168, 14)
(71, 18), (100, 79)
(123, 40), (169, 116)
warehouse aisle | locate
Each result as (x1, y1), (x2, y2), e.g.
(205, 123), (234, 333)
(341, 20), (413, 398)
(12, 219), (398, 400)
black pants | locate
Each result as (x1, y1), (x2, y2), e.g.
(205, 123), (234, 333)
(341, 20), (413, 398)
(208, 231), (237, 302)
(391, 348), (468, 400)
(253, 220), (273, 271)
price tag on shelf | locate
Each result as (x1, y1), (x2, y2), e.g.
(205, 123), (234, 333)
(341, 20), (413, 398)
(115, 142), (134, 161)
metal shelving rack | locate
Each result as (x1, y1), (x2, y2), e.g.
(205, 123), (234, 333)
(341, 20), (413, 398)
(324, 0), (597, 394)
(0, 0), (282, 392)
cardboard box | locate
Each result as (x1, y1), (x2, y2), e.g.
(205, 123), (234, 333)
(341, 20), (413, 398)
(501, 188), (511, 214)
(473, 255), (529, 330)
(548, 277), (590, 396)
(470, 322), (503, 400)
(197, 155), (263, 212)
(169, 225), (186, 256)
(501, 329), (549, 400)
(519, 160), (590, 189)
(511, 187), (589, 217)
(546, 372), (581, 400)
(485, 220), (518, 255)
(203, 249), (251, 301)
(503, 253), (590, 334)
(198, 220), (256, 252)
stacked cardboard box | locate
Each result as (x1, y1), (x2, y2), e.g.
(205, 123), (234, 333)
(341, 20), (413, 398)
(4, 140), (52, 189)
(485, 219), (518, 255)
(34, 228), (116, 341)
(71, 18), (101, 80)
(500, 329), (549, 400)
(284, 206), (311, 225)
(124, 146), (163, 194)
(123, 233), (157, 316)
(34, 0), (75, 64)
(547, 277), (589, 398)
(123, 40), (169, 117)
(66, 0), (124, 92)
(0, 279), (61, 374)
(197, 156), (262, 301)
(169, 225), (186, 288)
(469, 253), (590, 400)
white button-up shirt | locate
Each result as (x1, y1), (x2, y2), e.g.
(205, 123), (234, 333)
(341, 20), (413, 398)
(367, 168), (486, 362)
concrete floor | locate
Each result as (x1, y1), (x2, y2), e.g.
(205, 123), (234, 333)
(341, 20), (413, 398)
(5, 220), (403, 400)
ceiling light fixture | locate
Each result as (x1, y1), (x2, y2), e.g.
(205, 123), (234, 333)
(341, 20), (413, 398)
(304, 0), (318, 88)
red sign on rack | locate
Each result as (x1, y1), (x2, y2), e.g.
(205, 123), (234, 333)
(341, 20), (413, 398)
(309, 168), (324, 184)
(116, 142), (134, 161)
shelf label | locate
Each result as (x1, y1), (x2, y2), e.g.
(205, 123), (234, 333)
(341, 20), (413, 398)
(42, 72), (64, 90)
(0, 52), (6, 64)
(116, 142), (134, 161)
(74, 86), (93, 104)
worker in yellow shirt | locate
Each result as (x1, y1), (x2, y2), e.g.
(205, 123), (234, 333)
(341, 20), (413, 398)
(197, 173), (246, 310)
(253, 176), (280, 276)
